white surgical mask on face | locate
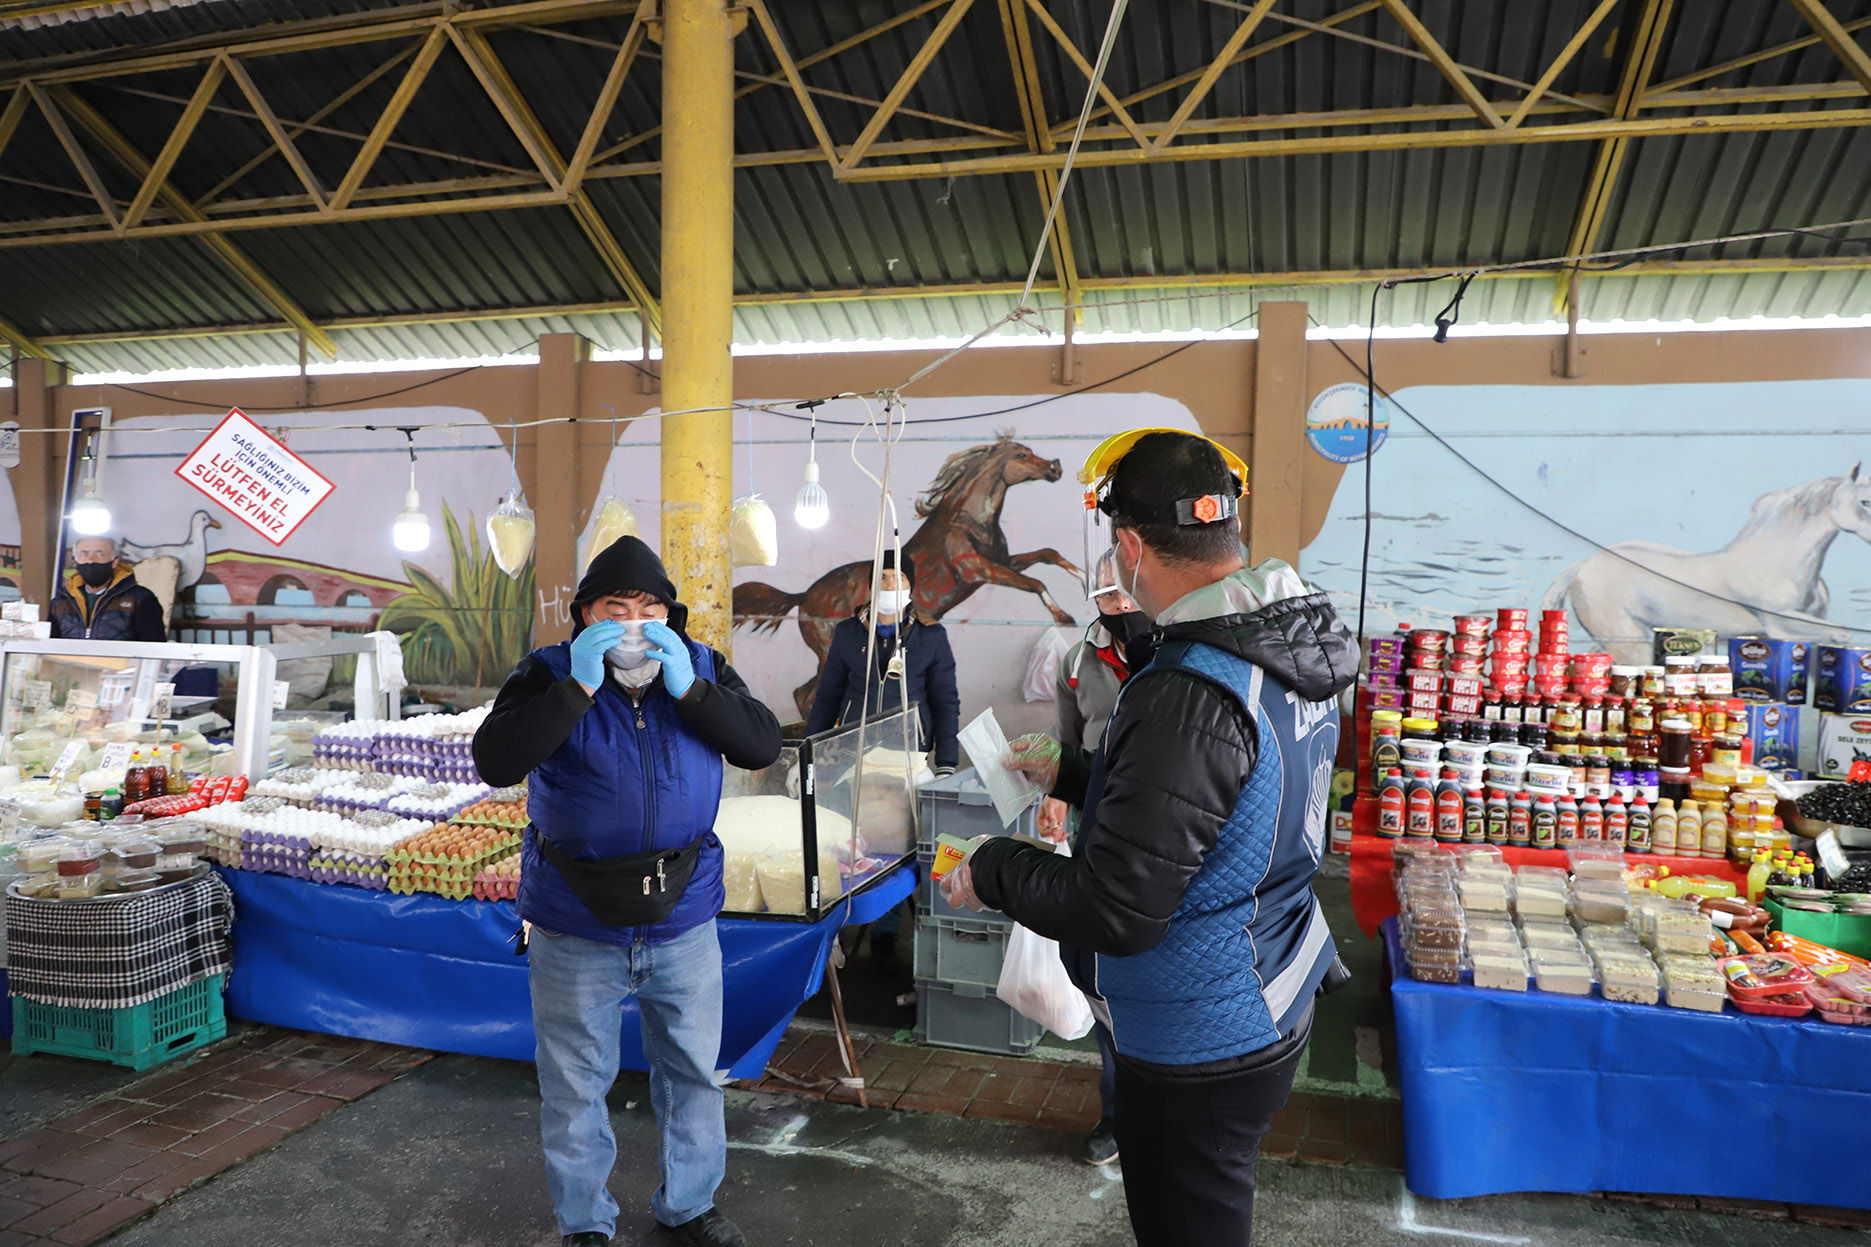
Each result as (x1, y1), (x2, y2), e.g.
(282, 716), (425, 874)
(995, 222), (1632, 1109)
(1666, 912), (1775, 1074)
(1114, 538), (1151, 622)
(603, 619), (656, 670)
(877, 588), (913, 618)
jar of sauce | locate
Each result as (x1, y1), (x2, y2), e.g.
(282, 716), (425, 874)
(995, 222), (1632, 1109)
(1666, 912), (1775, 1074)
(1551, 699), (1583, 734)
(1641, 667), (1666, 698)
(1702, 699), (1728, 738)
(1608, 666), (1641, 699)
(1658, 718), (1694, 771)
(1605, 696), (1628, 736)
(1698, 658), (1734, 698)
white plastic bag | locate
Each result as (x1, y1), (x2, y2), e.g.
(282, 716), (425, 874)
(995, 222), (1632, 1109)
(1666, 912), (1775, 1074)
(1022, 627), (1074, 702)
(957, 708), (1041, 828)
(729, 494), (778, 567)
(997, 843), (1094, 1040)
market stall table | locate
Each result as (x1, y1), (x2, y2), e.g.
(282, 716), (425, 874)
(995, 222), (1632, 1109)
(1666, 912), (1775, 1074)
(1382, 918), (1871, 1209)
(219, 865), (913, 1080)
(1346, 798), (1748, 935)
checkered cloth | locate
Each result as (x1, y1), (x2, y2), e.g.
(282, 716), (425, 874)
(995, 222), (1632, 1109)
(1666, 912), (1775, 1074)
(4, 870), (234, 1008)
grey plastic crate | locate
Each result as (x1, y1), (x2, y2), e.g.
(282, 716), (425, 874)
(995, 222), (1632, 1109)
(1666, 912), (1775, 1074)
(917, 769), (1036, 852)
(915, 977), (1042, 1056)
(914, 848), (1012, 931)
(912, 913), (1011, 990)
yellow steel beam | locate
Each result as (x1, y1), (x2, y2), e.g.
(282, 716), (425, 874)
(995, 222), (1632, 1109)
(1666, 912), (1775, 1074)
(1023, 0), (1152, 149)
(1652, 15), (1871, 93)
(1506, 0), (1621, 129)
(196, 44), (419, 208)
(0, 87), (28, 165)
(49, 85), (339, 357)
(329, 27), (448, 212)
(124, 60), (225, 228)
(26, 83), (122, 232)
(457, 27), (661, 340)
(842, 0), (976, 168)
(0, 315), (52, 361)
(1073, 0), (1383, 134)
(1379, 0), (1505, 128)
(220, 55), (328, 211)
(746, 0), (839, 166)
(564, 6), (650, 194)
(1785, 0), (1871, 93)
(1154, 0), (1279, 151)
(1557, 0), (1675, 311)
(446, 25), (566, 191)
(997, 0), (1079, 312)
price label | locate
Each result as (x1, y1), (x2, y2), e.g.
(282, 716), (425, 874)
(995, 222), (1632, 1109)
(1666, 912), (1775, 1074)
(273, 680), (290, 710)
(99, 743), (132, 773)
(19, 680), (50, 709)
(50, 741), (84, 780)
(72, 689), (98, 710)
(150, 682), (176, 723)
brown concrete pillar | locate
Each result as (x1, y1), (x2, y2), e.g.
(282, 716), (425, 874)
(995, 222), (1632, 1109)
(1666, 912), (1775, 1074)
(1248, 301), (1309, 568)
(11, 357), (67, 609)
(533, 333), (588, 644)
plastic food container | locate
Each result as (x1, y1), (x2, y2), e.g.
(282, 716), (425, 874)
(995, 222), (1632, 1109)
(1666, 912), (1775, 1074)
(1824, 966), (1871, 1004)
(1472, 951), (1529, 991)
(1531, 954), (1596, 996)
(1571, 880), (1631, 925)
(1400, 739), (1442, 768)
(106, 838), (160, 870)
(1596, 955), (1661, 1005)
(1523, 763), (1571, 794)
(16, 836), (66, 874)
(13, 872), (60, 898)
(1517, 924), (1583, 954)
(1729, 990), (1812, 1018)
(57, 871), (101, 899)
(1566, 845), (1627, 881)
(1719, 954), (1815, 998)
(1465, 918), (1521, 944)
(1805, 982), (1871, 1024)
(56, 842), (101, 876)
(1458, 878), (1511, 912)
(111, 869), (161, 893)
(1406, 914), (1466, 950)
(1445, 741), (1490, 768)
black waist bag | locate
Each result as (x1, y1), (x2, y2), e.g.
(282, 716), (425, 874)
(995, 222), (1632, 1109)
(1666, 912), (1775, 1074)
(533, 831), (702, 927)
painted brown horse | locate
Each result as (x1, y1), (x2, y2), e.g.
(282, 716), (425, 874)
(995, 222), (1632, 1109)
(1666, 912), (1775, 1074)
(734, 436), (1082, 717)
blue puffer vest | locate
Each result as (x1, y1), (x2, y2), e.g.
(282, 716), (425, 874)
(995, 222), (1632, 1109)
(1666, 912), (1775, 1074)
(517, 639), (724, 946)
(1078, 640), (1338, 1065)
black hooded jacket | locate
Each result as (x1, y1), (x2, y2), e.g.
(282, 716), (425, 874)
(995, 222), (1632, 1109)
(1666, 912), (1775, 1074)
(969, 588), (1357, 958)
(472, 537), (781, 785)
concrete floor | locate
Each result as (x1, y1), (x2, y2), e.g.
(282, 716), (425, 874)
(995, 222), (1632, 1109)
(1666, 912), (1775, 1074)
(88, 1051), (1867, 1247)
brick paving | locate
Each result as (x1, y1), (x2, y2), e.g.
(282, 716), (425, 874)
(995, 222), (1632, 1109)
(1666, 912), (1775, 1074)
(0, 1030), (432, 1246)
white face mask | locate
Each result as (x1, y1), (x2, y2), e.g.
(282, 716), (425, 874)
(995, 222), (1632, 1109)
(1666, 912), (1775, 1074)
(603, 619), (656, 671)
(876, 588), (913, 618)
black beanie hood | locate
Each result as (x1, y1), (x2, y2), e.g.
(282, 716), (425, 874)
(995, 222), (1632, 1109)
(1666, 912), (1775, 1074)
(570, 536), (689, 638)
(879, 548), (914, 591)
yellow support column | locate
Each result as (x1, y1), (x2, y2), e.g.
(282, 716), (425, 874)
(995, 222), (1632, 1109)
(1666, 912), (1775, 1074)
(658, 0), (737, 653)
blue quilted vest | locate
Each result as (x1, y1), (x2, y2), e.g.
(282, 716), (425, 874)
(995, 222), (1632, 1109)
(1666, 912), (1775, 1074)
(518, 639), (725, 946)
(1077, 640), (1339, 1065)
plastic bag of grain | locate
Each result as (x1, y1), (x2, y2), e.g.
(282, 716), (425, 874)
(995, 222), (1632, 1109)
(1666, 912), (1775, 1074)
(586, 497), (639, 570)
(486, 490), (536, 578)
(730, 495), (778, 567)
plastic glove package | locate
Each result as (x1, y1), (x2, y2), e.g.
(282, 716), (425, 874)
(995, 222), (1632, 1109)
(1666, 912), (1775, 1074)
(997, 842), (1094, 1039)
(729, 495), (779, 567)
(957, 708), (1042, 828)
(486, 490), (536, 578)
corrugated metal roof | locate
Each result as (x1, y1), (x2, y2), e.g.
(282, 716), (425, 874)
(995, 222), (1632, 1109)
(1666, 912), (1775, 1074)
(6, 0), (1871, 373)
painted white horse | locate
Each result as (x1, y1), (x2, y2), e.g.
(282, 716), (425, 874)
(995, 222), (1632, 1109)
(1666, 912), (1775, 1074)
(1543, 465), (1871, 666)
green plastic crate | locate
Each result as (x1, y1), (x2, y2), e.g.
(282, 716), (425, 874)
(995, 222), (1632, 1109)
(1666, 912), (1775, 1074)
(1764, 900), (1871, 961)
(11, 974), (227, 1071)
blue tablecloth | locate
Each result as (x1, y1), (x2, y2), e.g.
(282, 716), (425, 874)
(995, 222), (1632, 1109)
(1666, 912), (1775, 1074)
(1383, 919), (1871, 1209)
(221, 867), (912, 1081)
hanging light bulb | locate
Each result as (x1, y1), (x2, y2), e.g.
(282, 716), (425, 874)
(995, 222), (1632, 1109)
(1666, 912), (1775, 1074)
(69, 436), (112, 535)
(794, 405), (830, 529)
(391, 429), (430, 552)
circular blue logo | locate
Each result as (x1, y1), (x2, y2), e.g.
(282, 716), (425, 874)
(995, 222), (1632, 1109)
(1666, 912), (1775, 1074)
(1306, 382), (1391, 464)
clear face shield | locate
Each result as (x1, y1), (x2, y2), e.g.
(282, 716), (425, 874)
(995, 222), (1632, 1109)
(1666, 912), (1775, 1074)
(1077, 427), (1251, 600)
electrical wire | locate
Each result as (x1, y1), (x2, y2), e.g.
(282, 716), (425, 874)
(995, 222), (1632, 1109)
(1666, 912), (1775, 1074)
(1318, 305), (1871, 638)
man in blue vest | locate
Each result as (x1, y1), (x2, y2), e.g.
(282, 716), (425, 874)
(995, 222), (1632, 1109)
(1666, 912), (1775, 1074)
(944, 430), (1356, 1246)
(474, 536), (782, 1247)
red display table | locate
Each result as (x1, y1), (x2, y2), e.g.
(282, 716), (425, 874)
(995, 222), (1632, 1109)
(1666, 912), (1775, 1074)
(1344, 797), (1750, 935)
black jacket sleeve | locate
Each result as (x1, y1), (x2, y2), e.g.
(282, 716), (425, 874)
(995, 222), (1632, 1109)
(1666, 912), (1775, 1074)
(924, 626), (961, 770)
(131, 588), (167, 642)
(674, 652), (783, 770)
(1050, 743), (1094, 809)
(969, 669), (1258, 957)
(471, 655), (592, 787)
(803, 623), (851, 736)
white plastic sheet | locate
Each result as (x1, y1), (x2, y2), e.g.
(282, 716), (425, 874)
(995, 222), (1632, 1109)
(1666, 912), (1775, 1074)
(956, 708), (1041, 828)
(1023, 627), (1074, 702)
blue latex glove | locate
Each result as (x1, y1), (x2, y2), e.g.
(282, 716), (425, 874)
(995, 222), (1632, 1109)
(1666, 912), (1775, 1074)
(644, 621), (696, 698)
(569, 620), (624, 689)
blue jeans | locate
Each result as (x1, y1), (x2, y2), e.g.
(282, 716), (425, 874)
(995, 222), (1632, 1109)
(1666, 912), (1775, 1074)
(529, 920), (726, 1238)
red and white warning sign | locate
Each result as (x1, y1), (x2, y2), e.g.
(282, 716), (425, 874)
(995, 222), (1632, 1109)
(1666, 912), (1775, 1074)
(176, 408), (334, 546)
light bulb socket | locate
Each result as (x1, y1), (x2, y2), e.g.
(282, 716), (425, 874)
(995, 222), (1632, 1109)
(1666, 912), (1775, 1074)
(802, 460), (820, 484)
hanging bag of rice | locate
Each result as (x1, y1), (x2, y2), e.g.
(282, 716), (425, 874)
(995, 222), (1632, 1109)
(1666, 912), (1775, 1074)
(585, 496), (640, 570)
(729, 494), (779, 567)
(486, 490), (536, 578)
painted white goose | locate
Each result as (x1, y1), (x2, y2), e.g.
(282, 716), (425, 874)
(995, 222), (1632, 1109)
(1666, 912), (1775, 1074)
(119, 510), (222, 589)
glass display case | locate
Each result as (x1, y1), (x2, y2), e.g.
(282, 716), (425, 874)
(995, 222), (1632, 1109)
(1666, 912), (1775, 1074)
(716, 706), (921, 922)
(0, 637), (400, 786)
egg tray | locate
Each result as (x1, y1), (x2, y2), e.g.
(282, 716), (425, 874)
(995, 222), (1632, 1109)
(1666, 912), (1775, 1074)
(390, 850), (518, 886)
(449, 812), (528, 831)
(388, 832), (521, 871)
(388, 875), (477, 901)
(472, 876), (519, 902)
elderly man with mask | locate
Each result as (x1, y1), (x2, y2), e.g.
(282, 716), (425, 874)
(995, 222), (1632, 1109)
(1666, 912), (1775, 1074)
(474, 536), (782, 1247)
(48, 535), (166, 642)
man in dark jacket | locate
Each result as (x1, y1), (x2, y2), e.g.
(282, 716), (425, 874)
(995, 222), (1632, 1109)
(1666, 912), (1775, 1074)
(473, 537), (782, 1247)
(48, 536), (166, 642)
(804, 549), (960, 775)
(944, 431), (1357, 1247)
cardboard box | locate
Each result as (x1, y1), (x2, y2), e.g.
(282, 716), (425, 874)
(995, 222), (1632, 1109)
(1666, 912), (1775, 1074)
(1753, 703), (1801, 770)
(1813, 646), (1871, 712)
(1815, 711), (1871, 779)
(1652, 628), (1720, 664)
(1730, 636), (1809, 705)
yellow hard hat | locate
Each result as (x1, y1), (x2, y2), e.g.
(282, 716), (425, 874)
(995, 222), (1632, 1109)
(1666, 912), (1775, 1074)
(1079, 427), (1248, 515)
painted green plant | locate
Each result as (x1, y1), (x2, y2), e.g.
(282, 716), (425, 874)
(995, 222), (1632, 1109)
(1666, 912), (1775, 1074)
(377, 505), (535, 691)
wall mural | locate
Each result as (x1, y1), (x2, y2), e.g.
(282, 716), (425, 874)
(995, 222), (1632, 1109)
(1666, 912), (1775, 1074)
(1299, 379), (1871, 664)
(581, 394), (1203, 732)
